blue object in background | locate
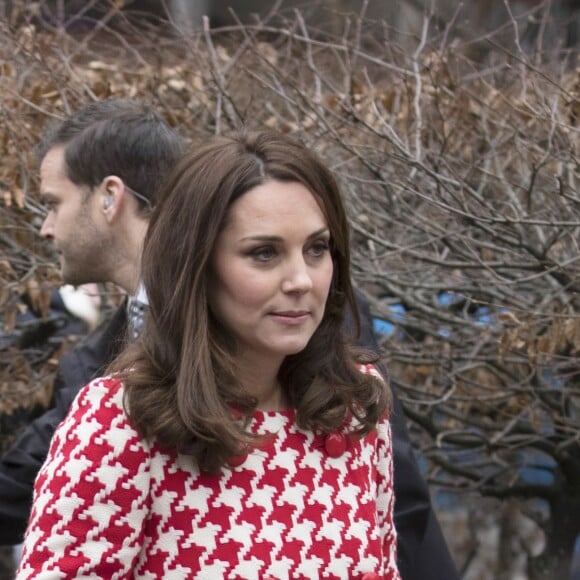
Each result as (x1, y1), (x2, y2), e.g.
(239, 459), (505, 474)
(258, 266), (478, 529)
(372, 293), (498, 339)
(373, 318), (395, 336)
(474, 306), (491, 326)
(437, 291), (463, 307)
(373, 303), (406, 337)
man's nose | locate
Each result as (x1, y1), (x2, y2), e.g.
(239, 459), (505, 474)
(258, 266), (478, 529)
(40, 214), (54, 239)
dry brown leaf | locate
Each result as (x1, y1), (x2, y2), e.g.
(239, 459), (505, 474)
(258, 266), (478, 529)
(527, 339), (537, 364)
(12, 186), (25, 208)
(88, 61), (117, 71)
(499, 311), (522, 326)
(25, 277), (41, 313)
(537, 334), (552, 354)
(2, 305), (17, 333)
(256, 42), (278, 67)
(324, 94), (341, 110)
(499, 328), (520, 361)
(564, 318), (580, 353)
(0, 260), (18, 281)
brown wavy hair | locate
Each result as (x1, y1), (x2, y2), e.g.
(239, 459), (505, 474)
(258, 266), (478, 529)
(111, 130), (390, 473)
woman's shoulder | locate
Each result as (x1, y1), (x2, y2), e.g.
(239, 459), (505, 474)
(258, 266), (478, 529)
(356, 363), (387, 384)
(68, 375), (126, 422)
(355, 363), (391, 425)
(53, 375), (148, 462)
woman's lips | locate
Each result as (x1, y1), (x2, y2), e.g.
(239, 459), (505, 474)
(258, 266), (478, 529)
(269, 311), (310, 324)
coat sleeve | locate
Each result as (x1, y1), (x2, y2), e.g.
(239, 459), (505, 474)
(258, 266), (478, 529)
(350, 292), (459, 580)
(389, 390), (459, 579)
(0, 307), (128, 546)
(0, 384), (78, 545)
(16, 377), (151, 579)
(375, 415), (401, 579)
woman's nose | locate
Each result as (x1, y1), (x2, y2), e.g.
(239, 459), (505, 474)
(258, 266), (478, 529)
(281, 256), (313, 294)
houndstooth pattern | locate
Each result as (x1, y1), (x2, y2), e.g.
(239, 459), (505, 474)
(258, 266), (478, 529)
(17, 368), (399, 580)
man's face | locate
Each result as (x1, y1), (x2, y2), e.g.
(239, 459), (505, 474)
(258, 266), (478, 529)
(39, 146), (113, 286)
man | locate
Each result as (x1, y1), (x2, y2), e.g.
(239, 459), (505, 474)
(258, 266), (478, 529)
(0, 99), (185, 548)
(0, 99), (458, 579)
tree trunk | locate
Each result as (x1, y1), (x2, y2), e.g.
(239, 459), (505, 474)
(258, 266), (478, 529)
(528, 493), (580, 580)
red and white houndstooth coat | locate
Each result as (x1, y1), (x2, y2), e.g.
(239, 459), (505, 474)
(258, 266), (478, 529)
(17, 367), (399, 579)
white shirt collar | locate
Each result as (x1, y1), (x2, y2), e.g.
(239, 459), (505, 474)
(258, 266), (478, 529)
(133, 282), (149, 305)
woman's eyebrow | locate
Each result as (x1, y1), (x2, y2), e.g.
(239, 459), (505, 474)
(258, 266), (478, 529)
(240, 228), (330, 243)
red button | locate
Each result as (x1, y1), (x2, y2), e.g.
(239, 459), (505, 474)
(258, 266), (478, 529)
(229, 405), (243, 420)
(361, 573), (380, 580)
(324, 432), (347, 457)
(227, 448), (248, 467)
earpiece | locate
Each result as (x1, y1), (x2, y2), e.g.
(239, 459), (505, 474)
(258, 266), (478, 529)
(103, 197), (113, 210)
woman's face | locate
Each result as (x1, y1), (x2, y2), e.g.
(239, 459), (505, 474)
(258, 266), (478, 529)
(209, 179), (334, 367)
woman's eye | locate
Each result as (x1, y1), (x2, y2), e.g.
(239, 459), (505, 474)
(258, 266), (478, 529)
(308, 241), (330, 257)
(250, 246), (277, 262)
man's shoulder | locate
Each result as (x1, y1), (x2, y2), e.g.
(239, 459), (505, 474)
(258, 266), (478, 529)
(73, 303), (127, 359)
(55, 304), (128, 394)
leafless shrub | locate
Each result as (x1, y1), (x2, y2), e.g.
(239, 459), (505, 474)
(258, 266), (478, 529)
(0, 1), (578, 576)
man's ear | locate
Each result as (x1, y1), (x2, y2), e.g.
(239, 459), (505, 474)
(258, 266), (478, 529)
(100, 175), (126, 222)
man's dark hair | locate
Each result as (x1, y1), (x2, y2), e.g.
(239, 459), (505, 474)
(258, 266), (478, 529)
(37, 99), (187, 211)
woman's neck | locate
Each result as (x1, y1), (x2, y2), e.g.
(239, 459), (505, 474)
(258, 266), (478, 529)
(235, 353), (287, 411)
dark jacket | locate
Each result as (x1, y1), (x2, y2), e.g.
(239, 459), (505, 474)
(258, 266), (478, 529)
(0, 294), (458, 579)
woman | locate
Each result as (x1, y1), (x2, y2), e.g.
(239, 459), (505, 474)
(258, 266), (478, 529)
(17, 131), (399, 579)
